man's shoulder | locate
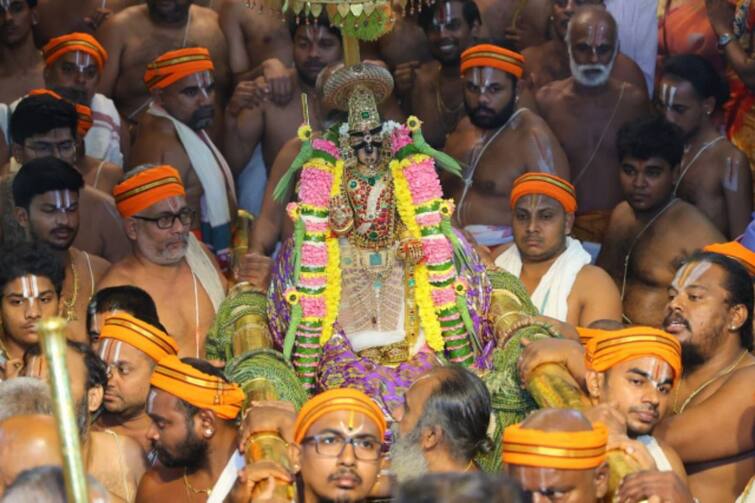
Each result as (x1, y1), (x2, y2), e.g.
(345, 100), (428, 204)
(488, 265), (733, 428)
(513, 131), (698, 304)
(81, 185), (116, 207)
(535, 78), (570, 104)
(107, 3), (147, 27)
(135, 464), (183, 501)
(416, 61), (440, 84)
(191, 3), (221, 25)
(614, 79), (647, 106)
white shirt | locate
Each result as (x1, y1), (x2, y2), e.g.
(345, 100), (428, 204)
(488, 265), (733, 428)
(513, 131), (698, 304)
(605, 0), (658, 96)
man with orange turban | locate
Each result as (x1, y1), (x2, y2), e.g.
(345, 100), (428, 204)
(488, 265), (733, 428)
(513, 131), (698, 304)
(98, 164), (228, 360)
(139, 355), (246, 501)
(495, 172), (622, 327)
(704, 240), (755, 276)
(96, 311), (179, 453)
(129, 47), (237, 271)
(443, 42), (570, 249)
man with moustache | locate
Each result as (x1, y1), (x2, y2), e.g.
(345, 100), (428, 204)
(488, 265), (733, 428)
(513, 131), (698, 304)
(98, 165), (227, 358)
(658, 55), (752, 239)
(129, 48), (236, 269)
(0, 0), (44, 104)
(536, 6), (649, 248)
(393, 0), (481, 148)
(443, 42), (569, 248)
(597, 116), (723, 326)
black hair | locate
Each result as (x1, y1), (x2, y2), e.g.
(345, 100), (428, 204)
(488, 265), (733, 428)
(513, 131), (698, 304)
(616, 115), (684, 168)
(418, 0), (481, 32)
(0, 242), (65, 296)
(683, 251), (754, 351)
(12, 157), (84, 210)
(418, 366), (492, 462)
(25, 340), (108, 392)
(396, 472), (527, 503)
(9, 93), (77, 146)
(287, 13), (341, 41)
(662, 54), (730, 111)
(174, 358), (233, 420)
(85, 285), (165, 342)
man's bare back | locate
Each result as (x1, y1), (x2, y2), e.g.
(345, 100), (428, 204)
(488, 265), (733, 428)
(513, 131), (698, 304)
(536, 78), (649, 213)
(474, 0), (551, 50)
(63, 247), (110, 342)
(87, 429), (147, 503)
(74, 185), (131, 263)
(597, 199), (724, 326)
(33, 0), (139, 46)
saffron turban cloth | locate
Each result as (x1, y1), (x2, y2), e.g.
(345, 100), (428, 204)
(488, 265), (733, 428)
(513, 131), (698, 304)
(503, 421), (608, 469)
(584, 327), (682, 382)
(112, 165), (186, 218)
(576, 326), (603, 346)
(510, 172), (578, 213)
(150, 355), (245, 420)
(27, 89), (92, 138)
(144, 47), (214, 91)
(99, 311), (179, 362)
(293, 388), (387, 444)
(460, 43), (525, 79)
(704, 241), (755, 275)
(42, 32), (108, 72)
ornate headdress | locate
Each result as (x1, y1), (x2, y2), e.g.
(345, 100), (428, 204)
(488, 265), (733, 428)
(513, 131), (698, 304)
(322, 63), (394, 133)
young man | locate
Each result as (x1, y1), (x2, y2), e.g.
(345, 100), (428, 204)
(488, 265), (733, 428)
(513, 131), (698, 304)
(0, 0), (44, 104)
(86, 285), (162, 344)
(495, 172), (621, 325)
(658, 54), (752, 239)
(597, 116), (723, 326)
(13, 157), (110, 340)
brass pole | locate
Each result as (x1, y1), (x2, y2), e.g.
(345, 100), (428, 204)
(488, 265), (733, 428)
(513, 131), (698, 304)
(342, 34), (361, 66)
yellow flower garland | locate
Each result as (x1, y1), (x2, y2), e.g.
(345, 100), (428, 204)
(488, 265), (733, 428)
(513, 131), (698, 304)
(321, 160), (344, 344)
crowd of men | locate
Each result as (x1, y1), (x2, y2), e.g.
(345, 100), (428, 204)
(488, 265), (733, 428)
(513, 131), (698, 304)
(0, 0), (753, 501)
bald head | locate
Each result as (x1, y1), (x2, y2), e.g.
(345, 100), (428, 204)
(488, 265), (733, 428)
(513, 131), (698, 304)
(566, 6), (618, 87)
(566, 6), (617, 45)
(521, 408), (594, 433)
(0, 415), (62, 494)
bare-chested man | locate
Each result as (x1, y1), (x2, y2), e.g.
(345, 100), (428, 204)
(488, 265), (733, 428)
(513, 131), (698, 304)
(96, 0), (230, 127)
(522, 0), (647, 95)
(597, 116), (724, 326)
(0, 0), (43, 104)
(32, 0), (138, 47)
(98, 165), (228, 358)
(443, 42), (569, 247)
(393, 0), (480, 148)
(0, 415), (63, 494)
(474, 0), (551, 51)
(536, 6), (649, 246)
(495, 173), (621, 326)
(658, 54), (752, 239)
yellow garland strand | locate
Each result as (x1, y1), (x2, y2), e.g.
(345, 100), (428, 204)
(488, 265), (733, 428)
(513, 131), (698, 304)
(321, 159), (344, 344)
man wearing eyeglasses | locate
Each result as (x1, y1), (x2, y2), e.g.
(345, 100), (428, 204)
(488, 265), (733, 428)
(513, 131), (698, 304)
(98, 164), (228, 359)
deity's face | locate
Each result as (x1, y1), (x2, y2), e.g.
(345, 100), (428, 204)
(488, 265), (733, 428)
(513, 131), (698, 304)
(296, 409), (383, 503)
(0, 0), (34, 47)
(293, 25), (343, 87)
(146, 388), (208, 468)
(657, 76), (710, 141)
(12, 127), (77, 166)
(567, 14), (617, 87)
(15, 189), (80, 251)
(147, 0), (192, 23)
(512, 194), (571, 263)
(157, 71), (215, 131)
(100, 341), (155, 418)
(588, 356), (675, 437)
(349, 125), (383, 168)
(507, 464), (607, 503)
(618, 155), (676, 213)
(463, 66), (517, 130)
(0, 275), (58, 351)
(126, 196), (191, 266)
(552, 0), (603, 41)
(425, 0), (477, 66)
(45, 51), (99, 106)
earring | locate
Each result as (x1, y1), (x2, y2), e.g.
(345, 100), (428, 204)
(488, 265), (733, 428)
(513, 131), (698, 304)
(205, 429), (213, 436)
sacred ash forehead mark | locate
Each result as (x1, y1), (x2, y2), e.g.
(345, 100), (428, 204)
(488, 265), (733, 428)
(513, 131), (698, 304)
(69, 51), (96, 73)
(435, 1), (455, 25)
(671, 261), (712, 290)
(469, 67), (506, 95)
(147, 389), (158, 413)
(52, 190), (75, 211)
(19, 275), (41, 308)
(626, 358), (676, 389)
(660, 83), (678, 109)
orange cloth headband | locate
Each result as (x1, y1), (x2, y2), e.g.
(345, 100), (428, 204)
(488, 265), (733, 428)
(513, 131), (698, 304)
(112, 165), (186, 218)
(293, 388), (387, 444)
(100, 311), (178, 362)
(42, 32), (108, 72)
(461, 44), (525, 79)
(510, 172), (578, 213)
(584, 327), (682, 381)
(503, 422), (608, 470)
(144, 47), (214, 91)
(576, 326), (603, 347)
(150, 355), (245, 420)
(704, 241), (755, 275)
(76, 104), (93, 137)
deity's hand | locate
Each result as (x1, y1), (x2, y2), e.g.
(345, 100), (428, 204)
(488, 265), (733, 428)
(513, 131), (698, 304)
(393, 61), (420, 98)
(225, 460), (294, 503)
(234, 252), (274, 291)
(227, 79), (269, 116)
(517, 337), (585, 385)
(261, 58), (294, 107)
(239, 400), (297, 451)
(617, 470), (695, 503)
(584, 403), (628, 436)
(705, 0), (735, 36)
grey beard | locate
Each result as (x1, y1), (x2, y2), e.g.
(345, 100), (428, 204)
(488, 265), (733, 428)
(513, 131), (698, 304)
(388, 424), (428, 484)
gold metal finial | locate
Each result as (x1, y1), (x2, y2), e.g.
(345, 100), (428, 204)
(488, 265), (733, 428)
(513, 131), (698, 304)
(301, 93), (310, 127)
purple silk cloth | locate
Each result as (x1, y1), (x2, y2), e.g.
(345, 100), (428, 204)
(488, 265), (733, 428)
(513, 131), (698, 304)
(267, 235), (493, 414)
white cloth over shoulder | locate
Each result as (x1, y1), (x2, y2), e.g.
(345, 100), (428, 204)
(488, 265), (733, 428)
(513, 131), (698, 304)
(637, 435), (673, 472)
(86, 93), (123, 167)
(495, 236), (591, 321)
(185, 233), (225, 313)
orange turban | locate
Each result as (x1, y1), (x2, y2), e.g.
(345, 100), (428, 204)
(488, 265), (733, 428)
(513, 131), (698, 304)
(584, 327), (682, 382)
(704, 241), (755, 275)
(112, 165), (186, 218)
(503, 422), (608, 469)
(576, 326), (603, 346)
(42, 32), (108, 72)
(460, 44), (525, 79)
(510, 172), (578, 213)
(293, 388), (387, 444)
(76, 104), (93, 137)
(99, 311), (178, 362)
(144, 47), (214, 91)
(150, 355), (245, 420)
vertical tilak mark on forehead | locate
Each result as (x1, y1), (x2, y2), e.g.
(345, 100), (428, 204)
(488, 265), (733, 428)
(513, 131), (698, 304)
(438, 1), (453, 23)
(52, 191), (73, 210)
(147, 389), (157, 413)
(99, 338), (111, 360)
(527, 194), (542, 214)
(72, 52), (95, 72)
(672, 262), (711, 289)
(20, 275), (41, 308)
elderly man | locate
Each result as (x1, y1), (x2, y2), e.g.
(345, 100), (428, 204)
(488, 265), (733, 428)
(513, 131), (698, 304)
(129, 48), (236, 268)
(443, 43), (569, 248)
(13, 157), (110, 340)
(95, 311), (179, 455)
(98, 165), (227, 357)
(86, 285), (161, 345)
(0, 0), (44, 104)
(536, 6), (649, 246)
(0, 377), (51, 421)
(41, 32), (127, 169)
(597, 116), (723, 326)
(658, 55), (752, 239)
(495, 173), (621, 326)
(137, 356), (245, 501)
(0, 415), (63, 496)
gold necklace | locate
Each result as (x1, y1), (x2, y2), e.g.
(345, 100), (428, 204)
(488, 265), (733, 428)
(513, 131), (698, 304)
(183, 469), (212, 499)
(673, 350), (749, 414)
(60, 251), (79, 321)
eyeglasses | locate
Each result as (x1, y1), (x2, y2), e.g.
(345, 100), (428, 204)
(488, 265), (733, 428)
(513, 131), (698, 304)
(24, 139), (76, 157)
(301, 433), (382, 461)
(132, 208), (194, 229)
